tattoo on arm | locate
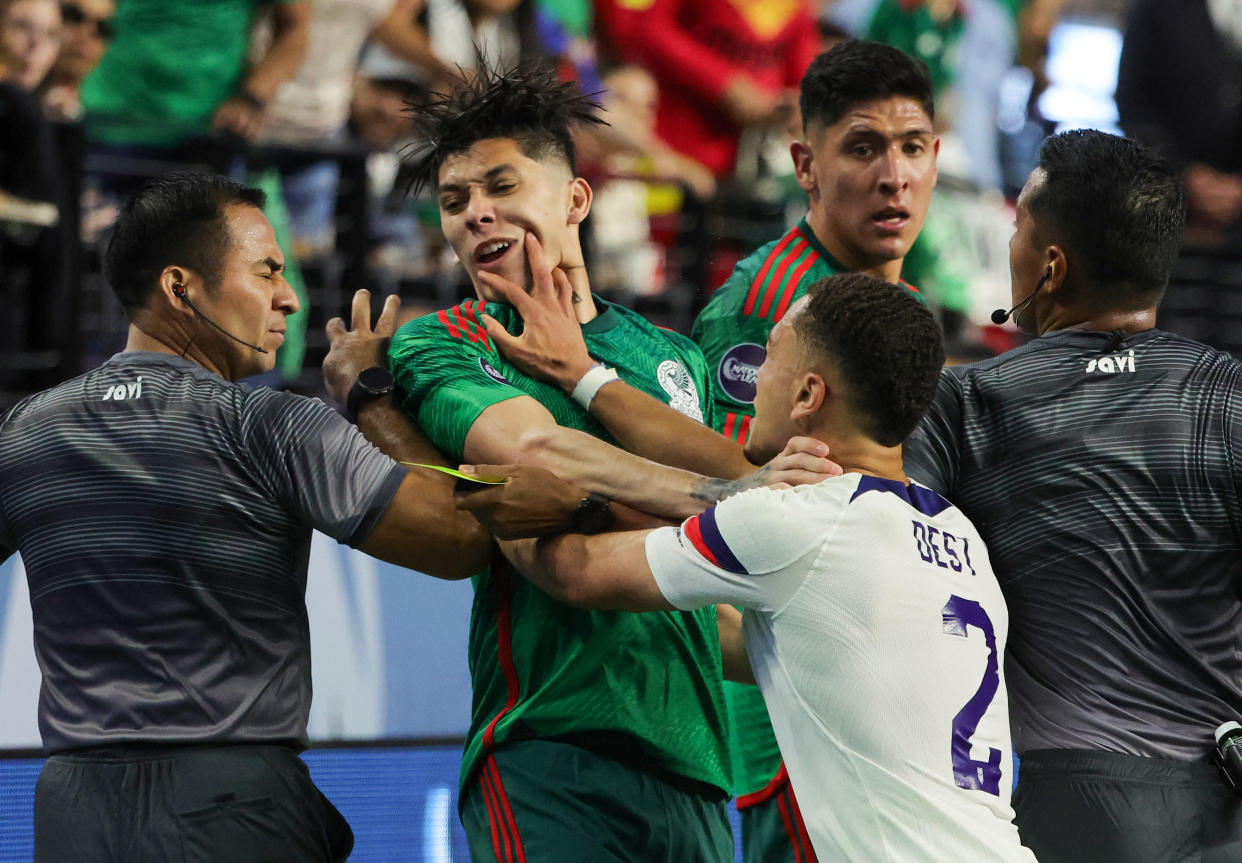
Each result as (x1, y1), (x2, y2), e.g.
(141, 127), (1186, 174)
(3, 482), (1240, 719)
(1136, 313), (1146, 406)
(571, 292), (583, 304)
(690, 465), (770, 505)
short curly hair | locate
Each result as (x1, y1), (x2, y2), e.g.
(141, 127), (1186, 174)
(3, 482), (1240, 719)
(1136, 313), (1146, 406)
(404, 62), (606, 196)
(794, 273), (944, 446)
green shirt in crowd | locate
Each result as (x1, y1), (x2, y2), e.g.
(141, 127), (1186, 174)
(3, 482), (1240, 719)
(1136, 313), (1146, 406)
(82, 0), (297, 147)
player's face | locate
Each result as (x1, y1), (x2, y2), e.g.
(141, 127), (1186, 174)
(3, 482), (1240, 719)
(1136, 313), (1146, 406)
(794, 97), (937, 272)
(205, 204), (300, 379)
(745, 306), (805, 464)
(437, 137), (590, 301)
(1009, 169), (1048, 333)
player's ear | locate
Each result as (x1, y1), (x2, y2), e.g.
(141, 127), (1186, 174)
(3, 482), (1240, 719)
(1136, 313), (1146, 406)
(792, 139), (817, 196)
(790, 372), (825, 424)
(567, 177), (593, 225)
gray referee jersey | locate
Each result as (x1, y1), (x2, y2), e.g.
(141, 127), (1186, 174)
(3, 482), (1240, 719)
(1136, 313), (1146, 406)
(905, 329), (1242, 762)
(0, 353), (406, 753)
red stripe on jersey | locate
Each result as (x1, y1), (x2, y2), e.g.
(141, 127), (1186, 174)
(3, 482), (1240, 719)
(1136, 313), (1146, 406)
(772, 250), (820, 322)
(722, 412), (737, 441)
(437, 309), (462, 339)
(756, 238), (808, 319)
(487, 756), (527, 863)
(683, 515), (721, 568)
(478, 768), (510, 862)
(482, 559), (521, 749)
(744, 231), (800, 315)
(465, 302), (492, 350)
(736, 761), (791, 809)
(453, 305), (486, 345)
(738, 414), (752, 444)
(788, 784), (819, 862)
(899, 279), (920, 295)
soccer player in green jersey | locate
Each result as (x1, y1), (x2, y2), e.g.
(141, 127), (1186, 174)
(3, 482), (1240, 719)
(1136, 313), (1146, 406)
(480, 41), (941, 863)
(343, 65), (836, 863)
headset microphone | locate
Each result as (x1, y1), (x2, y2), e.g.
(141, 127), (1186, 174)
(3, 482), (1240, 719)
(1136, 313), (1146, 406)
(991, 267), (1053, 326)
(173, 284), (269, 354)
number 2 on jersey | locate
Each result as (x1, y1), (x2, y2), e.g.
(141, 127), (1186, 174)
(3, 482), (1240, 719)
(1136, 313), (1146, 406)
(941, 595), (1002, 795)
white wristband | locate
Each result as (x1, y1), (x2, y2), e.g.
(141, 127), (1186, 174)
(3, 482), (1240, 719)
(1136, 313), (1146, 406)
(570, 363), (620, 410)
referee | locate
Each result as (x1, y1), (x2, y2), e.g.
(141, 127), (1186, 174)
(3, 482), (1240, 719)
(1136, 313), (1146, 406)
(904, 130), (1242, 861)
(0, 173), (571, 863)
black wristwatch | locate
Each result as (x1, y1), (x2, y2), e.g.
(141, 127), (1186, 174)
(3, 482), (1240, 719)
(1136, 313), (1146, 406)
(346, 367), (395, 421)
(569, 492), (614, 535)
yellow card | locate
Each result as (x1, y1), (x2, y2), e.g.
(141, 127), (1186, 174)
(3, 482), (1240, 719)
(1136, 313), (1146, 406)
(400, 462), (506, 485)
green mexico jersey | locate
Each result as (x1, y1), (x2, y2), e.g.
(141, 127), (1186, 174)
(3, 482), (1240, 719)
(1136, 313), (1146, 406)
(691, 218), (922, 800)
(389, 297), (731, 796)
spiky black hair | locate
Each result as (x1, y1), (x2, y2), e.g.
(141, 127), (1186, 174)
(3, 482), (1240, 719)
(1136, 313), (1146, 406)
(404, 62), (606, 197)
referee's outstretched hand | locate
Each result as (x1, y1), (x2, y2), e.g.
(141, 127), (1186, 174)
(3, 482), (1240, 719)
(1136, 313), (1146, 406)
(324, 289), (401, 405)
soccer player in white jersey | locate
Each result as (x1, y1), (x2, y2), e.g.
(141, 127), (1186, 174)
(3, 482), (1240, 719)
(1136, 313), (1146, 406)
(463, 272), (1038, 862)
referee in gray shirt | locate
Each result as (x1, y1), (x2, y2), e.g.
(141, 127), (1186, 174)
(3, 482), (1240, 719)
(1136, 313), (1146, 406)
(0, 173), (576, 863)
(905, 130), (1242, 861)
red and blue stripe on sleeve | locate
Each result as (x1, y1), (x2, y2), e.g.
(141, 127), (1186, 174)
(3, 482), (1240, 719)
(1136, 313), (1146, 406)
(684, 506), (748, 574)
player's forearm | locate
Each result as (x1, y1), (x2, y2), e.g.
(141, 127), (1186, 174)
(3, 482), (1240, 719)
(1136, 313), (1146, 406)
(501, 531), (666, 611)
(717, 604), (755, 685)
(512, 424), (747, 519)
(356, 395), (452, 468)
(241, 1), (312, 104)
(365, 472), (492, 579)
(357, 397), (492, 577)
(588, 380), (755, 479)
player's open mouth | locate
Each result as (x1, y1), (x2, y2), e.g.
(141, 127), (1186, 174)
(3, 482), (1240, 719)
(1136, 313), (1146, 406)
(475, 239), (517, 266)
(872, 207), (910, 231)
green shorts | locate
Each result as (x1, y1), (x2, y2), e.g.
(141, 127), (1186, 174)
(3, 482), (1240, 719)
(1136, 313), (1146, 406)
(737, 769), (818, 863)
(461, 737), (733, 863)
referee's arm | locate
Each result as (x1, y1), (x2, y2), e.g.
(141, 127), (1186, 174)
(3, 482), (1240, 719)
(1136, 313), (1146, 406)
(353, 395), (494, 580)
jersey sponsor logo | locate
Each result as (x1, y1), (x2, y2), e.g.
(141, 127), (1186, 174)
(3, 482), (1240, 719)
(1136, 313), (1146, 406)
(1085, 350), (1136, 374)
(478, 357), (511, 385)
(657, 360), (704, 422)
(101, 376), (143, 401)
(716, 343), (766, 404)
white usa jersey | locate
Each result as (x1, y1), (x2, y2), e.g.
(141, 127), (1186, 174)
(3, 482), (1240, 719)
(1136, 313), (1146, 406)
(646, 473), (1037, 862)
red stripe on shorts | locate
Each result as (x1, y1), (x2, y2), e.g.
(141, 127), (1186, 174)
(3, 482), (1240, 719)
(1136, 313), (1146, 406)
(478, 767), (510, 862)
(486, 755), (527, 863)
(788, 784), (818, 862)
(776, 789), (804, 863)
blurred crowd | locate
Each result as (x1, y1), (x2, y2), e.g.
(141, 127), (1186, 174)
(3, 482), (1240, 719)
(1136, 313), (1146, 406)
(3, 0), (1242, 404)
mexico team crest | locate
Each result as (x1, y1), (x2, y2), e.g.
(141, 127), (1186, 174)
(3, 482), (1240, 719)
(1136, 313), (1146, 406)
(657, 360), (703, 422)
(716, 343), (765, 404)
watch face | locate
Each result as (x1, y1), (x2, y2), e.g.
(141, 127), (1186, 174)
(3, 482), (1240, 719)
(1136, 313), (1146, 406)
(357, 366), (394, 393)
(572, 495), (614, 535)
